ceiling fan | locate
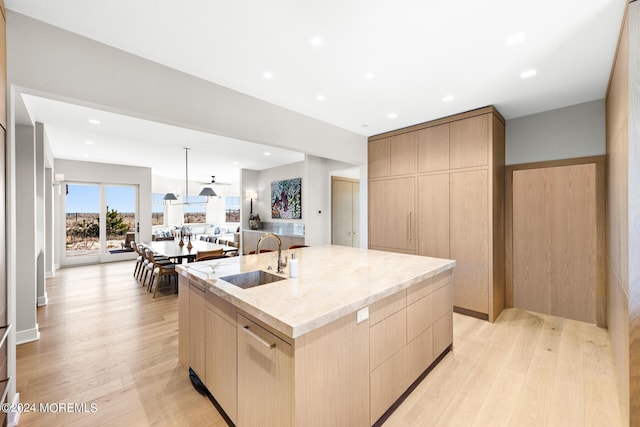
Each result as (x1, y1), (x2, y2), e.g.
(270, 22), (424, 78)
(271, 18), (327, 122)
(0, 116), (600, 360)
(199, 176), (231, 186)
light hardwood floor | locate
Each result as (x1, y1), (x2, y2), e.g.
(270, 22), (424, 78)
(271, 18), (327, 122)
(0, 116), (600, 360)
(16, 262), (623, 426)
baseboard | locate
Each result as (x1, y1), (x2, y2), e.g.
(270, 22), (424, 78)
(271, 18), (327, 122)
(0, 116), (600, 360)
(54, 263), (60, 270)
(45, 270), (55, 278)
(16, 324), (40, 345)
(7, 392), (20, 427)
(37, 293), (49, 306)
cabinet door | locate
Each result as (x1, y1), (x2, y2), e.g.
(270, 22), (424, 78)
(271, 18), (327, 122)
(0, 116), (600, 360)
(188, 283), (206, 379)
(206, 308), (237, 423)
(178, 275), (190, 367)
(450, 115), (488, 169)
(390, 132), (416, 175)
(450, 170), (489, 314)
(369, 177), (416, 252)
(369, 137), (390, 179)
(417, 174), (450, 258)
(237, 314), (293, 427)
(417, 124), (449, 172)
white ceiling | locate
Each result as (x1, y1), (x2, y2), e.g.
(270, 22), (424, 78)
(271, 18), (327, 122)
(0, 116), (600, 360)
(6, 0), (626, 138)
(21, 94), (305, 184)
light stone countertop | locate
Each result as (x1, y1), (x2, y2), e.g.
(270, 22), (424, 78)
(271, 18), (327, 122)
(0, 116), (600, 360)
(177, 244), (455, 339)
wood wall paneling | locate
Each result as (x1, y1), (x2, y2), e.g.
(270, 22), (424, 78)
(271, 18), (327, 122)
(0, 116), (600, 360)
(417, 124), (449, 172)
(490, 114), (506, 322)
(390, 132), (416, 176)
(450, 170), (489, 314)
(417, 174), (450, 259)
(627, 2), (640, 424)
(450, 114), (488, 169)
(369, 137), (390, 179)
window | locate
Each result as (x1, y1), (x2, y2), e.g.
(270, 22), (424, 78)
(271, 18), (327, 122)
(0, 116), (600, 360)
(152, 193), (165, 225)
(184, 195), (207, 223)
(225, 196), (240, 223)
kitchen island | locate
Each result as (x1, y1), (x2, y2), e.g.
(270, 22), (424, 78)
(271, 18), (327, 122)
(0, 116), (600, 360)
(178, 245), (455, 426)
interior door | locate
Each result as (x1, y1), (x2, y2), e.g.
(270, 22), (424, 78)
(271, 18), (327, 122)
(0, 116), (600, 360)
(512, 163), (597, 323)
(331, 177), (360, 247)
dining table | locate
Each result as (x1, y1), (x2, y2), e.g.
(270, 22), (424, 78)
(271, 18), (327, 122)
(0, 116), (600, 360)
(144, 239), (238, 263)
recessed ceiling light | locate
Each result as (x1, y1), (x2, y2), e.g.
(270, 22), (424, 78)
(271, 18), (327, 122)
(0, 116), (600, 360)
(442, 95), (455, 102)
(506, 32), (526, 46)
(84, 140), (94, 145)
(82, 154), (90, 158)
(316, 95), (325, 102)
(88, 119), (101, 125)
(387, 113), (398, 119)
(263, 72), (273, 80)
(264, 151), (271, 156)
(310, 36), (323, 47)
(520, 69), (537, 79)
(364, 72), (375, 80)
(362, 123), (369, 128)
(233, 161), (239, 165)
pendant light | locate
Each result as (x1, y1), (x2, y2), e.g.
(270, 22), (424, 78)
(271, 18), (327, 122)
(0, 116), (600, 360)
(163, 148), (217, 204)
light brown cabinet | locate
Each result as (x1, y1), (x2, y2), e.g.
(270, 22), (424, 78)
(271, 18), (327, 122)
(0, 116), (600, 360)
(178, 275), (190, 367)
(368, 133), (416, 179)
(369, 107), (505, 321)
(188, 281), (206, 379)
(417, 174), (450, 259)
(368, 270), (452, 424)
(237, 313), (293, 427)
(205, 293), (237, 424)
(369, 177), (416, 253)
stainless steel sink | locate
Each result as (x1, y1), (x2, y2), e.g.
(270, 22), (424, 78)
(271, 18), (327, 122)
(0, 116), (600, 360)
(219, 270), (286, 289)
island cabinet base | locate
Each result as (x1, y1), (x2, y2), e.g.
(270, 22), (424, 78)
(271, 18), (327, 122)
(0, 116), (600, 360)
(179, 269), (454, 427)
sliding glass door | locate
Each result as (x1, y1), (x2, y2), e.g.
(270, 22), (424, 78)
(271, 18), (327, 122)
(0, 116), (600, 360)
(63, 183), (138, 266)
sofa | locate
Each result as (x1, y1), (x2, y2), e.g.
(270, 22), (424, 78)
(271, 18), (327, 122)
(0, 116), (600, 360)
(152, 224), (240, 243)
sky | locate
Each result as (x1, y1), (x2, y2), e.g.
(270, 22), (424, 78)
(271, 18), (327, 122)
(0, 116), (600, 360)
(66, 184), (136, 213)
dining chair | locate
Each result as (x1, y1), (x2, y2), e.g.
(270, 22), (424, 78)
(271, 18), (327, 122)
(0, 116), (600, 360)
(131, 241), (144, 280)
(142, 248), (172, 288)
(288, 244), (309, 249)
(207, 236), (218, 243)
(195, 249), (225, 261)
(147, 251), (178, 298)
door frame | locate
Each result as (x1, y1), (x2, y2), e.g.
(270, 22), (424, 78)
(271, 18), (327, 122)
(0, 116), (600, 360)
(61, 182), (139, 266)
(505, 155), (606, 326)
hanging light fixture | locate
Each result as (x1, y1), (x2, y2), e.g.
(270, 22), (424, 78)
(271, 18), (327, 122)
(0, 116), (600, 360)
(164, 148), (217, 204)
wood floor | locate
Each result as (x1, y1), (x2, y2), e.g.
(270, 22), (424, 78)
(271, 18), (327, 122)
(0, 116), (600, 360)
(16, 262), (623, 426)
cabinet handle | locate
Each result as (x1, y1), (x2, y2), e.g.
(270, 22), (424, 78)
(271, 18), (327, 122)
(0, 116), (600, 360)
(243, 325), (276, 349)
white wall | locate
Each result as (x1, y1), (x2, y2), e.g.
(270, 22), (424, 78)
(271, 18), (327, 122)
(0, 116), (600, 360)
(506, 99), (605, 165)
(7, 12), (367, 165)
(53, 159), (153, 266)
(15, 124), (39, 344)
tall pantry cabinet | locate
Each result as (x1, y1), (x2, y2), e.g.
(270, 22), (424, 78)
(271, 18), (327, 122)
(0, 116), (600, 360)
(368, 106), (505, 322)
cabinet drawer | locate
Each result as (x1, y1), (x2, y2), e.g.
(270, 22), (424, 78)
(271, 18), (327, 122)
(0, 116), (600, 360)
(433, 282), (452, 321)
(406, 270), (452, 305)
(407, 293), (433, 342)
(369, 289), (406, 325)
(370, 308), (406, 370)
(406, 326), (433, 382)
(206, 290), (236, 325)
(370, 346), (408, 423)
(433, 311), (453, 357)
(237, 314), (293, 427)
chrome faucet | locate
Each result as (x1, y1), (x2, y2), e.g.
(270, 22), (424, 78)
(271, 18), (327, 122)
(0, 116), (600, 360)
(257, 233), (287, 274)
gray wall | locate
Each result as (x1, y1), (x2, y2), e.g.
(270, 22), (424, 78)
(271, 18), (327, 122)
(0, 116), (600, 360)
(35, 123), (46, 305)
(506, 99), (605, 165)
(15, 124), (39, 344)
